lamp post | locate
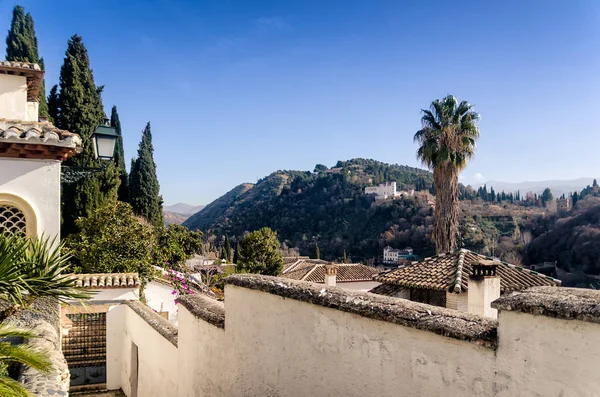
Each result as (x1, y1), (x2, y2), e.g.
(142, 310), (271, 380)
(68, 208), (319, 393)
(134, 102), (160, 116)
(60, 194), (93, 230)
(61, 119), (119, 184)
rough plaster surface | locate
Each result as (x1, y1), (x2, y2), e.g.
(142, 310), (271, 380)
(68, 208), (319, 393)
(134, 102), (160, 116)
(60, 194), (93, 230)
(226, 274), (498, 347)
(493, 286), (600, 323)
(0, 158), (61, 239)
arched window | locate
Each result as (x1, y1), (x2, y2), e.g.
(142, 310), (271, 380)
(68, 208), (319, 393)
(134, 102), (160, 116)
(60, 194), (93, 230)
(0, 205), (27, 238)
(0, 194), (37, 239)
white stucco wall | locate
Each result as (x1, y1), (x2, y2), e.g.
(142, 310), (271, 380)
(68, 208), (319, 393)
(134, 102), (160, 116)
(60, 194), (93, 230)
(91, 281), (179, 324)
(178, 285), (497, 396)
(0, 74), (28, 120)
(468, 277), (501, 319)
(107, 304), (178, 397)
(495, 310), (600, 397)
(446, 291), (468, 312)
(0, 158), (60, 240)
(337, 281), (380, 291)
(108, 281), (600, 397)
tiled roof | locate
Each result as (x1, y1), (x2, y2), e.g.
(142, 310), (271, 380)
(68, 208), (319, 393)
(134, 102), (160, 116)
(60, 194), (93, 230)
(70, 273), (140, 288)
(0, 119), (82, 160)
(0, 61), (44, 101)
(368, 283), (405, 296)
(374, 249), (560, 293)
(280, 262), (381, 283)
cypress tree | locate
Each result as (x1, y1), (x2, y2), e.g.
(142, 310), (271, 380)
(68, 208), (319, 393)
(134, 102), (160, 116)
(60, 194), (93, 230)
(233, 243), (240, 264)
(129, 122), (163, 226)
(111, 106), (129, 202)
(224, 235), (232, 262)
(5, 5), (49, 119)
(315, 242), (320, 260)
(343, 249), (347, 263)
(59, 35), (119, 236)
(47, 85), (59, 125)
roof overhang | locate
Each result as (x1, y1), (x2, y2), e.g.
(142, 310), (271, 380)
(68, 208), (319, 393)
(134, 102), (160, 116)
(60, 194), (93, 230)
(0, 61), (44, 101)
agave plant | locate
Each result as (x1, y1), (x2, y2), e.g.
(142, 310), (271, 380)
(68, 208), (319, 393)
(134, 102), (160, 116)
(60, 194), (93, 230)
(0, 233), (91, 309)
(0, 324), (51, 397)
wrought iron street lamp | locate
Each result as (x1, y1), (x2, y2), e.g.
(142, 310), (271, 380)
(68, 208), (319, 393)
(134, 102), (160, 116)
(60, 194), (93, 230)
(92, 120), (118, 161)
(61, 119), (119, 184)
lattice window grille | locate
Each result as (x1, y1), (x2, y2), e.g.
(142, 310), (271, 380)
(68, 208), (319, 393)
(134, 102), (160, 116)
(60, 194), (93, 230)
(0, 205), (27, 238)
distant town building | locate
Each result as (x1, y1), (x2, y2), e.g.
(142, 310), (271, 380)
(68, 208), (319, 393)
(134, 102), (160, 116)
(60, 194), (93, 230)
(383, 246), (415, 264)
(365, 182), (398, 199)
(557, 197), (571, 213)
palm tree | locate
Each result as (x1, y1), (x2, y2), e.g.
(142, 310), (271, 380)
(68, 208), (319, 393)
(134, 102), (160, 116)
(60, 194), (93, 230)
(0, 325), (51, 397)
(414, 95), (480, 254)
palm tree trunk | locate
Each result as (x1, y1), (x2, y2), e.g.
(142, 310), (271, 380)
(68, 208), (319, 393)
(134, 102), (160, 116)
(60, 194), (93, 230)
(433, 166), (460, 254)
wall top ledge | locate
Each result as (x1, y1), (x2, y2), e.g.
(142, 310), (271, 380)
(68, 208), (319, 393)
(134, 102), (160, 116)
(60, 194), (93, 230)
(125, 300), (178, 346)
(492, 286), (600, 324)
(178, 294), (225, 329)
(226, 274), (498, 349)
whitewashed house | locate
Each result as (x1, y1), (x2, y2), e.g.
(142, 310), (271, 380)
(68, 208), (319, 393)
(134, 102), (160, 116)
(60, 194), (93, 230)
(0, 61), (82, 240)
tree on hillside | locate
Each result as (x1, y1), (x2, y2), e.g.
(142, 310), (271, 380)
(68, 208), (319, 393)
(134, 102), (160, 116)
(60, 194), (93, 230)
(315, 242), (320, 259)
(58, 35), (120, 236)
(237, 227), (283, 275)
(414, 95), (480, 254)
(129, 122), (163, 226)
(541, 188), (553, 206)
(343, 249), (347, 263)
(157, 224), (203, 268)
(66, 201), (156, 278)
(233, 242), (240, 264)
(111, 106), (129, 202)
(5, 5), (49, 119)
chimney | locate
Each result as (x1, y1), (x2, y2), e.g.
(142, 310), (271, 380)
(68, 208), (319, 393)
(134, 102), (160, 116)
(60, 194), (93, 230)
(323, 263), (339, 287)
(467, 260), (501, 319)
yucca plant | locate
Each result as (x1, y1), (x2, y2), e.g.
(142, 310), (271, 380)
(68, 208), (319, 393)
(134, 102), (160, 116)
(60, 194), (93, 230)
(0, 325), (51, 397)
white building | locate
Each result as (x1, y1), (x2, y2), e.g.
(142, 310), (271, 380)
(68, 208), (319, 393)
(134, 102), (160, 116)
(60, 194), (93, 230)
(0, 61), (82, 240)
(365, 182), (398, 199)
(383, 246), (414, 264)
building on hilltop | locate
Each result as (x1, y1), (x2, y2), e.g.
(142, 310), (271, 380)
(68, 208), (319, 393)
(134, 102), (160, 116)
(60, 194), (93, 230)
(365, 182), (398, 199)
(280, 258), (381, 291)
(557, 197), (571, 213)
(0, 61), (82, 240)
(371, 248), (560, 318)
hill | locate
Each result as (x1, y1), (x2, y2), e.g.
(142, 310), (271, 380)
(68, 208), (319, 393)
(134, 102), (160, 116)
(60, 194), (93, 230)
(163, 203), (205, 215)
(183, 159), (434, 260)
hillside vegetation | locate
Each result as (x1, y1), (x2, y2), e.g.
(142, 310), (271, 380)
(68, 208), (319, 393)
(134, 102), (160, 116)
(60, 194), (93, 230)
(183, 159), (434, 260)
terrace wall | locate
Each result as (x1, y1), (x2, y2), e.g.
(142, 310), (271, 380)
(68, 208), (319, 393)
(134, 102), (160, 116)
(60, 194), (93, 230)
(108, 276), (600, 397)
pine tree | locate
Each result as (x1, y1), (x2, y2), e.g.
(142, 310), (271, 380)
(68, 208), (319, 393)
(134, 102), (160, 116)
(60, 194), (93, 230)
(5, 5), (49, 119)
(59, 35), (120, 236)
(111, 106), (129, 202)
(315, 242), (320, 260)
(129, 122), (163, 227)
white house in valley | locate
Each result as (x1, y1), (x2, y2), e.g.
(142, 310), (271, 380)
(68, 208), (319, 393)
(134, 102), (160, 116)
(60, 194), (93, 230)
(0, 61), (82, 240)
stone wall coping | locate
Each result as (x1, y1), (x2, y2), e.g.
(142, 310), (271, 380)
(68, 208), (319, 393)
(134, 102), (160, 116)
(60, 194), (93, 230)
(178, 294), (225, 329)
(125, 300), (178, 346)
(492, 286), (600, 324)
(225, 274), (498, 349)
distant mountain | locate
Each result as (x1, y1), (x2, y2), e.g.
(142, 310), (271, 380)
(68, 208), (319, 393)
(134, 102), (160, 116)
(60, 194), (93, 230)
(480, 178), (595, 198)
(183, 158), (435, 260)
(162, 203), (205, 226)
(163, 203), (205, 215)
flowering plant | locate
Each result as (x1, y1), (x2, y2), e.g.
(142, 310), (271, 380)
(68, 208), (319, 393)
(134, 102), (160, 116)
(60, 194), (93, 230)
(167, 268), (195, 305)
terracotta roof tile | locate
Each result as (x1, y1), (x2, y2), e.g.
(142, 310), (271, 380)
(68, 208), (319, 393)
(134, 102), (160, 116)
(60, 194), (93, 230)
(280, 262), (381, 283)
(70, 273), (139, 288)
(374, 249), (560, 293)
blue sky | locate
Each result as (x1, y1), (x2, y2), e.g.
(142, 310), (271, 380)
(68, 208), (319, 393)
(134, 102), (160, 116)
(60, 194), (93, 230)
(2, 0), (599, 205)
